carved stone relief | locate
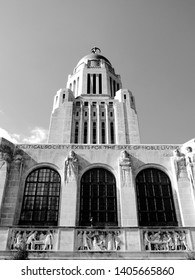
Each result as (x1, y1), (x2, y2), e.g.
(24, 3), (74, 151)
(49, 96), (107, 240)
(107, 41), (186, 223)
(185, 146), (195, 188)
(143, 230), (189, 251)
(0, 145), (13, 171)
(64, 150), (78, 183)
(119, 150), (132, 187)
(76, 230), (122, 251)
(10, 229), (56, 251)
(173, 148), (186, 180)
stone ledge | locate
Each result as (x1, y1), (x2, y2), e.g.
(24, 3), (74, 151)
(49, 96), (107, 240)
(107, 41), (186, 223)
(0, 250), (191, 260)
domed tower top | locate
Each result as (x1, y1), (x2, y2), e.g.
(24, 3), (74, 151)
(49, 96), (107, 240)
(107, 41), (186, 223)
(66, 47), (122, 98)
(76, 47), (112, 68)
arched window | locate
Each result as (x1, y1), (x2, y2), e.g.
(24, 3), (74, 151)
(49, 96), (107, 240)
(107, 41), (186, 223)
(136, 168), (178, 226)
(19, 168), (61, 226)
(79, 168), (118, 226)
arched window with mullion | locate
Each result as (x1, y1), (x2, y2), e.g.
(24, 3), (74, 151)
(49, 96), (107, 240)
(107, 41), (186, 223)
(136, 168), (178, 227)
(79, 168), (118, 227)
(19, 167), (61, 226)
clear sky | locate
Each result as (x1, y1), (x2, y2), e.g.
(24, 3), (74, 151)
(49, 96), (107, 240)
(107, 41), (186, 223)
(0, 0), (195, 144)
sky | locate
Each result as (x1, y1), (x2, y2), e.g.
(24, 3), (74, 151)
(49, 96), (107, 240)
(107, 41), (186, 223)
(0, 0), (195, 144)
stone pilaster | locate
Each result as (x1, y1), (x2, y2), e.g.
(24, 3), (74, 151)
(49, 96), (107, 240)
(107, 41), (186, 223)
(172, 148), (195, 226)
(119, 150), (138, 227)
(60, 151), (78, 226)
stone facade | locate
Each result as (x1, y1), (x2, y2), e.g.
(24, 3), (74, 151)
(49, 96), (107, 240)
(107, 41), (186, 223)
(0, 48), (195, 259)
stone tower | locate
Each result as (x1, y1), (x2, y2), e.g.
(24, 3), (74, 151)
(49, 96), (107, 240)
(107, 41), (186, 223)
(48, 47), (140, 144)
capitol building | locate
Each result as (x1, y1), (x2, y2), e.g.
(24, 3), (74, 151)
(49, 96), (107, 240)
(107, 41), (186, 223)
(0, 47), (195, 259)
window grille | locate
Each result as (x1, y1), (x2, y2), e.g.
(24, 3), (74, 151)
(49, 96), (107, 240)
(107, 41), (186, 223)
(136, 168), (178, 226)
(79, 168), (118, 226)
(19, 168), (61, 226)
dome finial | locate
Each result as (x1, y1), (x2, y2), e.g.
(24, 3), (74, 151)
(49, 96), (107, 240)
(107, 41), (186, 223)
(91, 47), (101, 54)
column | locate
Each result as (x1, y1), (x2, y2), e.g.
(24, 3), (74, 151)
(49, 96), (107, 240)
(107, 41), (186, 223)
(60, 151), (78, 227)
(97, 103), (100, 144)
(79, 104), (83, 143)
(96, 74), (99, 94)
(119, 151), (138, 226)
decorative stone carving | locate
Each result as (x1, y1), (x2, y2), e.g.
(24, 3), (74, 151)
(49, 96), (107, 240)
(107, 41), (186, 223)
(13, 153), (23, 171)
(64, 150), (78, 183)
(185, 146), (195, 188)
(76, 230), (122, 251)
(143, 230), (189, 251)
(10, 229), (56, 251)
(0, 145), (12, 171)
(119, 150), (132, 187)
(173, 148), (186, 180)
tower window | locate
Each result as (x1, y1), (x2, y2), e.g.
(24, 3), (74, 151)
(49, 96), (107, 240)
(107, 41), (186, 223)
(76, 111), (79, 117)
(83, 122), (88, 144)
(92, 122), (96, 144)
(117, 83), (119, 91)
(110, 111), (113, 117)
(113, 80), (116, 97)
(102, 112), (105, 117)
(84, 111), (87, 117)
(102, 122), (106, 144)
(110, 122), (115, 144)
(87, 74), (90, 94)
(93, 111), (96, 117)
(74, 122), (79, 143)
(73, 80), (76, 94)
(99, 74), (102, 94)
(62, 93), (65, 103)
(76, 102), (80, 107)
(93, 74), (96, 94)
(84, 102), (88, 106)
(110, 77), (113, 97)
